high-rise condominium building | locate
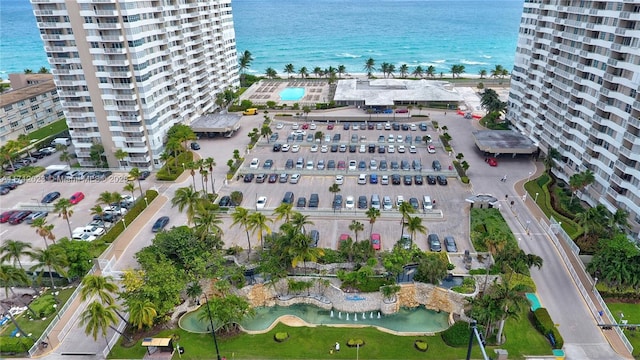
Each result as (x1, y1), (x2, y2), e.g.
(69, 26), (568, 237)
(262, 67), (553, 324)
(508, 0), (640, 240)
(30, 0), (239, 169)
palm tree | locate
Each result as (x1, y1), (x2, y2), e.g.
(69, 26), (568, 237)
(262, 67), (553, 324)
(491, 64), (505, 79)
(493, 281), (529, 345)
(231, 207), (253, 258)
(80, 301), (119, 352)
(265, 67), (277, 79)
(349, 220), (364, 243)
(185, 161), (198, 190)
(405, 216), (427, 247)
(30, 247), (68, 289)
(53, 198), (74, 238)
(123, 182), (136, 201)
(260, 124), (273, 143)
(238, 50), (253, 75)
(126, 299), (157, 331)
(171, 186), (202, 224)
(425, 65), (436, 78)
(291, 212), (313, 234)
(24, 68), (34, 74)
(399, 64), (409, 78)
(283, 64), (295, 78)
(159, 151), (171, 172)
(114, 149), (128, 169)
(38, 66), (50, 74)
(128, 167), (145, 198)
(90, 204), (106, 222)
(0, 266), (32, 337)
(298, 66), (309, 79)
(379, 62), (390, 78)
(59, 151), (73, 168)
(337, 65), (346, 78)
(412, 66), (424, 78)
(364, 58), (375, 78)
(80, 275), (118, 305)
(193, 203), (224, 241)
(203, 157), (216, 194)
(543, 148), (561, 173)
(248, 212), (272, 249)
(479, 69), (487, 79)
(365, 207), (380, 236)
(273, 203), (294, 223)
(286, 225), (324, 275)
(32, 218), (56, 247)
(1, 240), (34, 270)
(398, 201), (416, 237)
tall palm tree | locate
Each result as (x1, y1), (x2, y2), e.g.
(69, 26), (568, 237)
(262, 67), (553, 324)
(365, 207), (380, 236)
(97, 191), (117, 206)
(171, 186), (202, 224)
(273, 203), (293, 223)
(193, 204), (224, 241)
(114, 149), (128, 169)
(31, 218), (56, 248)
(80, 301), (119, 352)
(286, 225), (324, 276)
(80, 275), (118, 305)
(479, 69), (487, 79)
(53, 198), (74, 238)
(0, 267), (32, 337)
(291, 211), (313, 234)
(59, 151), (73, 168)
(185, 161), (198, 190)
(412, 66), (424, 78)
(543, 148), (561, 173)
(265, 67), (277, 79)
(312, 67), (323, 78)
(298, 66), (309, 79)
(379, 62), (390, 78)
(405, 216), (427, 247)
(490, 64), (505, 79)
(203, 157), (216, 194)
(399, 64), (409, 78)
(337, 65), (346, 78)
(231, 207), (253, 258)
(425, 65), (436, 78)
(126, 299), (157, 331)
(238, 50), (253, 73)
(30, 247), (68, 289)
(0, 240), (34, 270)
(493, 281), (529, 345)
(283, 64), (295, 78)
(398, 201), (416, 237)
(123, 182), (136, 201)
(349, 220), (364, 243)
(248, 212), (272, 249)
(128, 167), (145, 198)
(90, 204), (106, 222)
(364, 58), (375, 78)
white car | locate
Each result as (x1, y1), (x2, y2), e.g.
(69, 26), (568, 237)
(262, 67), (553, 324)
(383, 196), (393, 210)
(292, 123), (299, 130)
(41, 146), (57, 154)
(384, 122), (391, 130)
(352, 124), (359, 130)
(335, 175), (344, 185)
(290, 173), (301, 184)
(396, 195), (405, 207)
(306, 160), (314, 170)
(410, 124), (417, 131)
(249, 158), (260, 169)
(321, 145), (328, 153)
(387, 135), (395, 143)
(359, 145), (366, 153)
(397, 135), (403, 143)
(103, 206), (127, 215)
(310, 144), (318, 152)
(345, 196), (355, 209)
(291, 144), (300, 153)
(75, 233), (97, 242)
(358, 174), (367, 185)
(381, 175), (389, 185)
(324, 134), (331, 142)
(309, 123), (317, 130)
(370, 160), (378, 170)
(276, 122), (284, 129)
(427, 145), (436, 154)
(409, 145), (417, 153)
(398, 145), (406, 153)
(348, 160), (357, 171)
(256, 196), (267, 209)
(388, 145), (395, 153)
(281, 144), (291, 152)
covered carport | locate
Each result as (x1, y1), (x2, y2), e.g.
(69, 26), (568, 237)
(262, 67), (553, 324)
(190, 113), (242, 138)
(471, 130), (539, 158)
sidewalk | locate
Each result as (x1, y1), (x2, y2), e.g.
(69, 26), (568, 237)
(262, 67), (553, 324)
(513, 164), (633, 359)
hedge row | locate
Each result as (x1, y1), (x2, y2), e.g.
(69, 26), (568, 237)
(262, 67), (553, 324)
(0, 336), (33, 354)
(531, 308), (564, 349)
(101, 189), (159, 243)
(440, 321), (471, 347)
(156, 151), (193, 181)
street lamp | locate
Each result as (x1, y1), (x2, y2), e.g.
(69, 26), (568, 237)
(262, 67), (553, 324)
(144, 197), (148, 207)
(527, 171), (533, 183)
(182, 162), (186, 170)
(534, 192), (539, 203)
(593, 277), (598, 292)
(121, 218), (126, 229)
(203, 294), (222, 360)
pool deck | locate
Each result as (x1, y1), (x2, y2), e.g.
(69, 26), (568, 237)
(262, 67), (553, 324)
(240, 79), (332, 106)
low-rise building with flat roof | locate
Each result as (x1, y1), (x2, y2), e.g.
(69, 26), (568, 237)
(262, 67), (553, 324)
(0, 73), (64, 143)
(190, 113), (242, 138)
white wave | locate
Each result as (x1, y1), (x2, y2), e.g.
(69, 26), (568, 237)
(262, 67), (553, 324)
(432, 59), (446, 63)
(480, 55), (492, 59)
(336, 53), (362, 59)
(460, 59), (489, 65)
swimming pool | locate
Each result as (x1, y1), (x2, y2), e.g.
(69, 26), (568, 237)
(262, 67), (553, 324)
(179, 303), (450, 334)
(279, 87), (305, 101)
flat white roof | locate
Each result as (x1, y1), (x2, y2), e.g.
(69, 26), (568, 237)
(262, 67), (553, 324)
(333, 79), (463, 106)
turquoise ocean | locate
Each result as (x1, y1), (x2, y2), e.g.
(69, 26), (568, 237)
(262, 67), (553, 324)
(0, 0), (524, 77)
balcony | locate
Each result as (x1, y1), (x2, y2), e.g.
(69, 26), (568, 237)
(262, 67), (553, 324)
(97, 23), (121, 29)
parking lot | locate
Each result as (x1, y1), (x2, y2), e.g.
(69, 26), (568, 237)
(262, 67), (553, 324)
(216, 119), (473, 252)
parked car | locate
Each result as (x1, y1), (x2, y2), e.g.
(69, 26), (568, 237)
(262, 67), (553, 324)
(256, 196), (267, 209)
(358, 195), (368, 209)
(263, 159), (274, 169)
(279, 173), (289, 183)
(345, 196), (355, 209)
(190, 142), (200, 150)
(25, 211), (48, 224)
(9, 211), (32, 225)
(309, 193), (319, 208)
(296, 197), (307, 208)
(138, 171), (151, 180)
(428, 234), (442, 252)
(409, 197), (419, 210)
(219, 196), (232, 207)
(333, 194), (343, 210)
(249, 158), (260, 169)
(444, 236), (458, 252)
(93, 213), (118, 223)
(268, 173), (278, 183)
(69, 192), (85, 204)
(243, 173), (255, 183)
(0, 210), (18, 223)
(370, 233), (381, 250)
(309, 230), (320, 247)
(437, 175), (448, 185)
(426, 175), (437, 185)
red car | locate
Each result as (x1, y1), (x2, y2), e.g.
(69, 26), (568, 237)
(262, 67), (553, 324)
(487, 157), (498, 167)
(69, 192), (85, 204)
(0, 210), (18, 223)
(338, 234), (350, 248)
(327, 124), (334, 130)
(370, 233), (381, 250)
(337, 161), (346, 170)
(9, 211), (32, 225)
(301, 123), (309, 130)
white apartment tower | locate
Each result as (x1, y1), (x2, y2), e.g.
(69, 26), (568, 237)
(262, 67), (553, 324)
(508, 0), (640, 240)
(30, 0), (239, 169)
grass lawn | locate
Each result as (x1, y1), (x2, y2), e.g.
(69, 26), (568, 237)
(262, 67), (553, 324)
(0, 287), (75, 340)
(605, 302), (640, 358)
(109, 315), (553, 360)
(470, 208), (517, 251)
(27, 118), (68, 141)
(523, 175), (581, 238)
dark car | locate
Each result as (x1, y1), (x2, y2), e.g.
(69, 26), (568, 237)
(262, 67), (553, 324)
(378, 145), (385, 153)
(358, 161), (366, 170)
(392, 174), (401, 185)
(427, 175), (437, 185)
(327, 160), (336, 170)
(332, 194), (343, 209)
(296, 197), (307, 208)
(273, 143), (282, 152)
(444, 236), (458, 252)
(93, 213), (118, 223)
(392, 123), (401, 131)
(409, 197), (419, 210)
(151, 216), (170, 232)
(1, 182), (18, 190)
(138, 170), (151, 180)
(415, 175), (424, 185)
(343, 122), (350, 130)
(31, 151), (46, 159)
(269, 133), (279, 142)
(243, 174), (254, 183)
(285, 159), (294, 169)
(41, 191), (61, 204)
(419, 122), (428, 131)
(332, 134), (341, 142)
(219, 196), (232, 207)
(309, 193), (319, 208)
(368, 144), (376, 153)
(403, 175), (412, 185)
(379, 160), (388, 171)
(309, 230), (320, 247)
(331, 144), (339, 152)
(263, 159), (273, 169)
(428, 234), (442, 252)
(391, 161), (399, 170)
(357, 195), (368, 209)
(0, 186), (10, 195)
(349, 145), (357, 153)
(268, 173), (278, 183)
(401, 124), (410, 131)
(9, 211), (32, 225)
(432, 160), (442, 171)
(190, 142), (200, 150)
(437, 175), (448, 185)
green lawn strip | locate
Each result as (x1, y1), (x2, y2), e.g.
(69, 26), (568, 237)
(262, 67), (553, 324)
(0, 287), (75, 340)
(605, 302), (640, 358)
(27, 119), (68, 141)
(523, 176), (580, 238)
(500, 309), (553, 358)
(470, 208), (517, 251)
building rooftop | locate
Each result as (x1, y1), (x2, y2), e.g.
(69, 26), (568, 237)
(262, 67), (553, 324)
(190, 113), (242, 133)
(472, 130), (538, 154)
(0, 76), (56, 108)
(333, 79), (463, 106)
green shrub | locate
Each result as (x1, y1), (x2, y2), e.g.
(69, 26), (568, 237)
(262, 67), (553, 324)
(531, 308), (564, 349)
(274, 332), (289, 342)
(509, 273), (536, 292)
(0, 336), (33, 354)
(441, 321), (471, 347)
(156, 151), (193, 181)
(452, 277), (476, 294)
(460, 176), (470, 184)
(346, 338), (364, 347)
(29, 294), (57, 318)
(414, 339), (428, 352)
(101, 190), (158, 243)
(13, 166), (45, 178)
(447, 263), (455, 270)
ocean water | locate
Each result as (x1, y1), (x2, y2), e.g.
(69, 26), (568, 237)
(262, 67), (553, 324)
(0, 0), (524, 77)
